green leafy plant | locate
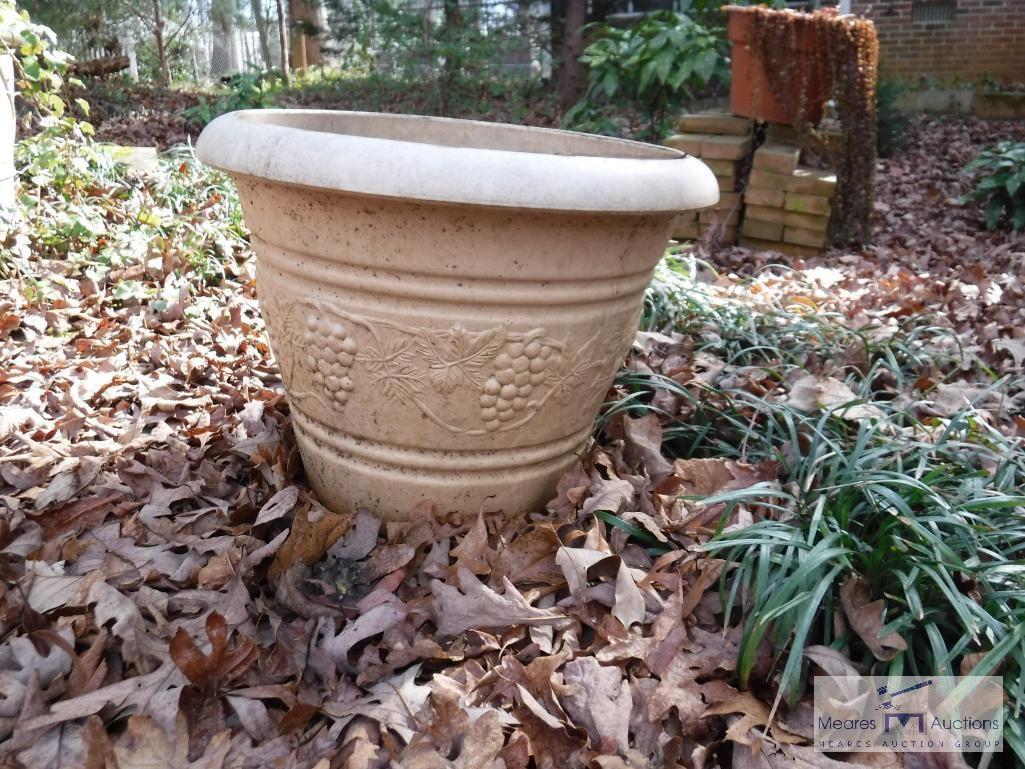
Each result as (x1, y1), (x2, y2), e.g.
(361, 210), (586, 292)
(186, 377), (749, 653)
(183, 70), (281, 126)
(875, 78), (908, 158)
(10, 137), (248, 286)
(608, 255), (1025, 762)
(964, 141), (1025, 231)
(565, 11), (729, 142)
(1, 1), (77, 123)
(1, 1), (93, 274)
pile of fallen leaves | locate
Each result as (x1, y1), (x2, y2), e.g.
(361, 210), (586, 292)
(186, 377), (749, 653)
(64, 82), (205, 151)
(67, 76), (559, 152)
(2, 116), (1023, 768)
(716, 115), (1025, 381)
(0, 214), (837, 766)
(0, 142), (773, 767)
(0, 224), (827, 767)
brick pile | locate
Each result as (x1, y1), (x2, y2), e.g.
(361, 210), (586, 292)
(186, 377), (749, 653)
(665, 111), (752, 245)
(739, 141), (837, 258)
(665, 111), (838, 256)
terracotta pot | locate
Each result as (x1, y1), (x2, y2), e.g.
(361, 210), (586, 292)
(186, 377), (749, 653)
(0, 54), (15, 208)
(196, 110), (717, 519)
(726, 6), (828, 126)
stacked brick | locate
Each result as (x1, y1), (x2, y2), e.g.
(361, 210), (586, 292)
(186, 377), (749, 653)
(739, 141), (837, 258)
(664, 111), (752, 245)
(665, 110), (839, 255)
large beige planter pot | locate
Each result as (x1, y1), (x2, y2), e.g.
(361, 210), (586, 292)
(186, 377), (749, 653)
(0, 53), (15, 208)
(196, 110), (717, 519)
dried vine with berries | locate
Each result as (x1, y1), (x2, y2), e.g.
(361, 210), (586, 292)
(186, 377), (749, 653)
(736, 5), (879, 246)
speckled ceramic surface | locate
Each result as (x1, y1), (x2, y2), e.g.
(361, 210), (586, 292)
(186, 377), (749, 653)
(197, 110), (718, 519)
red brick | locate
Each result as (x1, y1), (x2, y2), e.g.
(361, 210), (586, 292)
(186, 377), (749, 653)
(857, 0), (1023, 82)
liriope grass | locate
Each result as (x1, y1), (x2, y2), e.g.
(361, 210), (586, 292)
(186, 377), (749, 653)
(613, 253), (1025, 761)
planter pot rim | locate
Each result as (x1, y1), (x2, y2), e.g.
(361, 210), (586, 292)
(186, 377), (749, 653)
(195, 109), (719, 214)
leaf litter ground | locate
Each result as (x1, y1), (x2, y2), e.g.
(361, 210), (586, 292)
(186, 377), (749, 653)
(1, 115), (1024, 768)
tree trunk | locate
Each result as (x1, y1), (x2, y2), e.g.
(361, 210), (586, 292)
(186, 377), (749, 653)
(211, 0), (241, 76)
(275, 0), (290, 83)
(440, 0), (463, 115)
(556, 0), (586, 112)
(289, 0), (324, 69)
(251, 0), (273, 68)
(152, 0), (171, 85)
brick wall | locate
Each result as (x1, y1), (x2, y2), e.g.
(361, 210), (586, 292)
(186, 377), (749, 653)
(850, 0), (1025, 83)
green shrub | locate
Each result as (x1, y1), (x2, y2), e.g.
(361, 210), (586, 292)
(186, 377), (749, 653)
(964, 141), (1025, 231)
(1, 1), (77, 123)
(875, 78), (909, 158)
(7, 128), (248, 286)
(565, 11), (730, 142)
(611, 256), (1025, 762)
(182, 70), (281, 126)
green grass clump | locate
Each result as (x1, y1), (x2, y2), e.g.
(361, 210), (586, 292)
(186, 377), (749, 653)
(618, 254), (1025, 760)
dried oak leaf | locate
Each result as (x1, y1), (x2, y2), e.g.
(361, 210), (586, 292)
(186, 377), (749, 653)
(788, 375), (883, 421)
(672, 458), (777, 497)
(399, 683), (506, 769)
(252, 486), (300, 526)
(703, 691), (802, 746)
(580, 472), (636, 519)
(321, 664), (431, 742)
(490, 523), (563, 587)
(28, 491), (123, 540)
(450, 510), (492, 576)
(611, 558), (645, 628)
(431, 566), (572, 638)
(647, 627), (740, 723)
(112, 713), (231, 769)
(839, 577), (908, 661)
(15, 658), (185, 735)
(513, 699), (586, 769)
(803, 645), (864, 702)
(546, 461), (591, 517)
(268, 500), (353, 581)
(621, 412), (673, 480)
(169, 611), (257, 693)
(319, 601), (408, 671)
(559, 657), (632, 752)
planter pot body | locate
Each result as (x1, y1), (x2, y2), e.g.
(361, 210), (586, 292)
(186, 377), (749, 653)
(0, 54), (15, 208)
(197, 110), (717, 519)
(727, 9), (827, 126)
